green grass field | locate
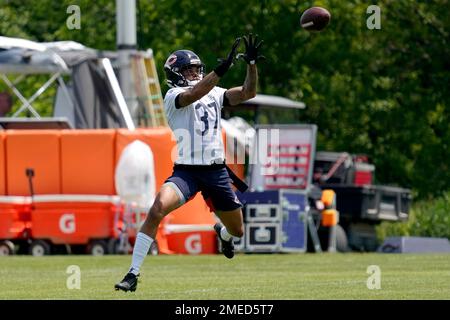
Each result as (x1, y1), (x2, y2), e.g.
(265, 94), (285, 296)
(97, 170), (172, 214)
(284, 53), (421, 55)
(1, 253), (449, 300)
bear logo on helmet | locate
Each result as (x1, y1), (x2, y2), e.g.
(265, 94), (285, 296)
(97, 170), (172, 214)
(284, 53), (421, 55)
(167, 55), (177, 65)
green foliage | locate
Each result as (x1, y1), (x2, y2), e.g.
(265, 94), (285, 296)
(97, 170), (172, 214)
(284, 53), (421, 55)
(377, 192), (450, 241)
(0, 0), (449, 199)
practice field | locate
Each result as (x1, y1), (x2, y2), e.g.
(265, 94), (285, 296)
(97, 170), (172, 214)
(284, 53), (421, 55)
(0, 253), (449, 300)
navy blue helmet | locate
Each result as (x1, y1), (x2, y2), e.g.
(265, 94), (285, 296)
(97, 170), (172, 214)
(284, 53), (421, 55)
(164, 50), (205, 87)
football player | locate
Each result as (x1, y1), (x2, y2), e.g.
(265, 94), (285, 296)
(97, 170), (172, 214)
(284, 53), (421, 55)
(115, 34), (264, 292)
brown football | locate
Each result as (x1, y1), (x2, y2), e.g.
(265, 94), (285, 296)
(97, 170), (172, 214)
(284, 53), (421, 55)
(300, 7), (331, 32)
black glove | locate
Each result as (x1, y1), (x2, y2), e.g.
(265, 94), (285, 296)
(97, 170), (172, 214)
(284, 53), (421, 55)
(214, 37), (241, 77)
(239, 33), (265, 65)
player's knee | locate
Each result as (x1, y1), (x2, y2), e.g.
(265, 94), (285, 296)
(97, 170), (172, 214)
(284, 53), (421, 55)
(148, 201), (165, 223)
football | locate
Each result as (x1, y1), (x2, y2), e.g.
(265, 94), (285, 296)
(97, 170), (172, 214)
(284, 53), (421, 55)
(300, 7), (331, 32)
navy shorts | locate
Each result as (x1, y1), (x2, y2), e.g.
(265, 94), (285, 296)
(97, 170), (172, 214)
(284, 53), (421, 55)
(164, 165), (243, 212)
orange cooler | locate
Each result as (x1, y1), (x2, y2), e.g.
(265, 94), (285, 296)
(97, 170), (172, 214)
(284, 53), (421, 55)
(5, 130), (61, 195)
(60, 129), (116, 195)
(164, 224), (217, 254)
(30, 195), (122, 244)
(0, 196), (31, 239)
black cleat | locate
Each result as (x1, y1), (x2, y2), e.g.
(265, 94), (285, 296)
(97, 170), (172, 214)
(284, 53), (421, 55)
(214, 223), (235, 259)
(115, 272), (139, 292)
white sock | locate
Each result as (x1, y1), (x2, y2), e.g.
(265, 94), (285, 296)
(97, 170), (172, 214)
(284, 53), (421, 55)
(220, 226), (234, 242)
(129, 232), (154, 275)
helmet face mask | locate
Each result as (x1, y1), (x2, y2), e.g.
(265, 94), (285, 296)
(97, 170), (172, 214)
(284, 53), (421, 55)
(164, 50), (205, 88)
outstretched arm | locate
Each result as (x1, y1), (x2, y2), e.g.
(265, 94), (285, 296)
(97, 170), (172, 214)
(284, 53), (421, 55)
(177, 38), (241, 108)
(224, 65), (258, 106)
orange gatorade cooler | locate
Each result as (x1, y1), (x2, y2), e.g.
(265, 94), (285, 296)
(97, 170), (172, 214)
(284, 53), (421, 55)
(164, 224), (218, 254)
(0, 196), (32, 239)
(30, 195), (122, 245)
(0, 196), (32, 254)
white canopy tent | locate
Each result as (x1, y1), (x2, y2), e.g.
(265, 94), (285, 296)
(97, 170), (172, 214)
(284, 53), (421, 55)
(0, 36), (134, 129)
(0, 37), (70, 118)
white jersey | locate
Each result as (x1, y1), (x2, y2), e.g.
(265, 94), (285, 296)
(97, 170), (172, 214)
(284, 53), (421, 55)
(164, 86), (227, 165)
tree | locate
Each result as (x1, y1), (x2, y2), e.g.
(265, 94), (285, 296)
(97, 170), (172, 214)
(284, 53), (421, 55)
(0, 0), (448, 199)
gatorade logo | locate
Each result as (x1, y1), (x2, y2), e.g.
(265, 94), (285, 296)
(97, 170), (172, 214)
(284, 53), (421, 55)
(59, 213), (76, 234)
(185, 234), (202, 254)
